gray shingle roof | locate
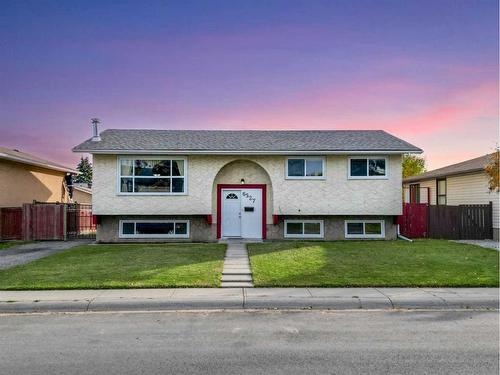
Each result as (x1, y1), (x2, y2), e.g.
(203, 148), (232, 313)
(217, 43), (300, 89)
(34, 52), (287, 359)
(73, 129), (422, 154)
(404, 153), (493, 183)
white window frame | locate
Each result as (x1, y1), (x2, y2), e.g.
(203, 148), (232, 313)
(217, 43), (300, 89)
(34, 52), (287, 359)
(285, 157), (326, 180)
(116, 156), (188, 196)
(119, 220), (190, 239)
(284, 220), (324, 238)
(344, 220), (385, 239)
(347, 156), (388, 180)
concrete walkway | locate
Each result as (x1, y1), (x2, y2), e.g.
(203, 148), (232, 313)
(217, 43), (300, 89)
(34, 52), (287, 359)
(0, 288), (497, 313)
(0, 240), (91, 270)
(221, 241), (253, 288)
(453, 239), (499, 251)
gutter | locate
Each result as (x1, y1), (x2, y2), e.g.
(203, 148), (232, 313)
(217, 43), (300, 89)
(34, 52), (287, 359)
(397, 225), (413, 242)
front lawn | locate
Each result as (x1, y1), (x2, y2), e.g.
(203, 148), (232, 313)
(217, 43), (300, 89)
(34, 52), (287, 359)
(248, 240), (499, 287)
(0, 243), (226, 290)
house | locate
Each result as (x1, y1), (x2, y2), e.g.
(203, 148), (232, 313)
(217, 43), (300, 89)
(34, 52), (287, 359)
(73, 128), (422, 242)
(73, 183), (92, 204)
(403, 153), (499, 240)
(0, 147), (77, 207)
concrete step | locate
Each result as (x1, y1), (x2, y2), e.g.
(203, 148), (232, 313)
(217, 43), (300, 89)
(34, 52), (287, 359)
(221, 274), (253, 282)
(222, 270), (252, 275)
(221, 282), (254, 288)
(223, 267), (251, 272)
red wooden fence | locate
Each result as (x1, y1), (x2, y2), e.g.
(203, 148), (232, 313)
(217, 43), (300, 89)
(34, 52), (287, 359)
(0, 207), (24, 240)
(23, 203), (65, 240)
(397, 203), (429, 238)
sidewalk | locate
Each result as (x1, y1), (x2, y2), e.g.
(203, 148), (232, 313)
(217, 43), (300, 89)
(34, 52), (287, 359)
(0, 288), (497, 313)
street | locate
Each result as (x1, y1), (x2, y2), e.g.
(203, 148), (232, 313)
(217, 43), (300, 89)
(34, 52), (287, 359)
(0, 310), (497, 374)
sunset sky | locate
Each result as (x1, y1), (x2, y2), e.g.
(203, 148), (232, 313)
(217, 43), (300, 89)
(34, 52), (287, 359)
(1, 0), (498, 170)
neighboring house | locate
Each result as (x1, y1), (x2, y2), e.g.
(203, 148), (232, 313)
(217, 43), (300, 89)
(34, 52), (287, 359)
(403, 153), (499, 240)
(0, 147), (77, 207)
(73, 129), (421, 242)
(73, 183), (92, 204)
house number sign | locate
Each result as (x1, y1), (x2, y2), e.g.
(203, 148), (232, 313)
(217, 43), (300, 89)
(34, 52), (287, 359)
(242, 191), (256, 203)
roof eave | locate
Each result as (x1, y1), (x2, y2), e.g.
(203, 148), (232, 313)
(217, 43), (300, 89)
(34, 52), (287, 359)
(403, 168), (485, 183)
(72, 148), (422, 155)
(0, 153), (78, 174)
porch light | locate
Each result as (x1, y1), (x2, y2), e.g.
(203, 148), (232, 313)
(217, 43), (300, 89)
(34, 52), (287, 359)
(240, 178), (245, 184)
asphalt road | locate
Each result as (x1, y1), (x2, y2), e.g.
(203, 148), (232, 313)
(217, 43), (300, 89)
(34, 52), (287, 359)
(0, 310), (497, 374)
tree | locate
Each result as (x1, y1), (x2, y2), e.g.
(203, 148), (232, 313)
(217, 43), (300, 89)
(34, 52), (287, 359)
(75, 157), (92, 184)
(402, 154), (426, 178)
(485, 150), (499, 192)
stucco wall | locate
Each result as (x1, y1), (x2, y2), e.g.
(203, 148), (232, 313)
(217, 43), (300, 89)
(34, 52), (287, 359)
(0, 159), (68, 207)
(92, 154), (403, 219)
(72, 189), (92, 204)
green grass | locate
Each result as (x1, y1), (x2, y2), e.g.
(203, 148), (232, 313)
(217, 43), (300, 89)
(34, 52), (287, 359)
(0, 243), (226, 290)
(248, 240), (499, 287)
(0, 241), (33, 251)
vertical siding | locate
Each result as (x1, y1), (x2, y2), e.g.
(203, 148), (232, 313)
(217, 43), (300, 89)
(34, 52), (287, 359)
(447, 172), (499, 229)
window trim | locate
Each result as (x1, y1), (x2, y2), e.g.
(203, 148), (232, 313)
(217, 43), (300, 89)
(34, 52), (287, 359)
(116, 156), (188, 196)
(285, 157), (326, 180)
(344, 220), (385, 239)
(347, 156), (388, 180)
(119, 219), (190, 239)
(284, 220), (324, 238)
(436, 178), (447, 205)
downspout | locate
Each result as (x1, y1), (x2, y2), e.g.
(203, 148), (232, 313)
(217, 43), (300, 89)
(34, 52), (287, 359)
(397, 224), (413, 242)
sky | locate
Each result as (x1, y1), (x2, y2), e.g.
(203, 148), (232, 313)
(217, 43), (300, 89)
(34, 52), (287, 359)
(0, 0), (498, 170)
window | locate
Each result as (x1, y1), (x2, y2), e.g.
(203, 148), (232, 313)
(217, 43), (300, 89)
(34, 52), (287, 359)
(118, 158), (186, 194)
(284, 220), (324, 238)
(286, 157), (325, 179)
(409, 184), (420, 203)
(119, 220), (189, 238)
(345, 220), (385, 239)
(348, 157), (387, 179)
(437, 178), (446, 205)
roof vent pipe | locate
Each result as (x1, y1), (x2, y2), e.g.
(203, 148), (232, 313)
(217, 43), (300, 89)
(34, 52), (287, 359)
(91, 118), (101, 141)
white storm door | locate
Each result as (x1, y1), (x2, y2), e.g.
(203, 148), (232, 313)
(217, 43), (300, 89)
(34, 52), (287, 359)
(241, 189), (262, 239)
(222, 190), (241, 237)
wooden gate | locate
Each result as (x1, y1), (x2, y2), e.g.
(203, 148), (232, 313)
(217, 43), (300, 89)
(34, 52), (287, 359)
(0, 207), (24, 240)
(23, 203), (65, 240)
(397, 203), (429, 238)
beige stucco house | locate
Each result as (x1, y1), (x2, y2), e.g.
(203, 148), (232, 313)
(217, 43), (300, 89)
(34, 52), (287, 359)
(73, 129), (421, 242)
(403, 153), (499, 240)
(0, 147), (77, 207)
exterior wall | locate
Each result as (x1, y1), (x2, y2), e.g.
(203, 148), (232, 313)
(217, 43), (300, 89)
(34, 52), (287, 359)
(404, 171), (499, 230)
(0, 159), (69, 207)
(98, 215), (397, 242)
(72, 189), (92, 204)
(93, 154), (403, 220)
(446, 172), (499, 230)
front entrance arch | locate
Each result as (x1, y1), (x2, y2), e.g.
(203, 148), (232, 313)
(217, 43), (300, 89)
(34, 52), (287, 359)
(217, 184), (267, 239)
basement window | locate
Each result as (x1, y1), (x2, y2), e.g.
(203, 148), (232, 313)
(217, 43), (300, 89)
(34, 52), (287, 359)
(119, 220), (190, 238)
(284, 220), (324, 238)
(345, 220), (385, 239)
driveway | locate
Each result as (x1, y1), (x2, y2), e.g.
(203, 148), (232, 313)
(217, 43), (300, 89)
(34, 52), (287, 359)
(453, 240), (499, 251)
(0, 241), (91, 270)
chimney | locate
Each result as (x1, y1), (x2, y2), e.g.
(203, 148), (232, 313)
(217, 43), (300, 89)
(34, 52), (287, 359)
(91, 118), (101, 141)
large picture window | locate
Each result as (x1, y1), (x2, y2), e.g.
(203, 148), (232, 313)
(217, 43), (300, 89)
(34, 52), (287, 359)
(119, 220), (190, 238)
(284, 220), (324, 238)
(344, 220), (385, 239)
(348, 157), (387, 179)
(118, 158), (186, 194)
(286, 157), (325, 179)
